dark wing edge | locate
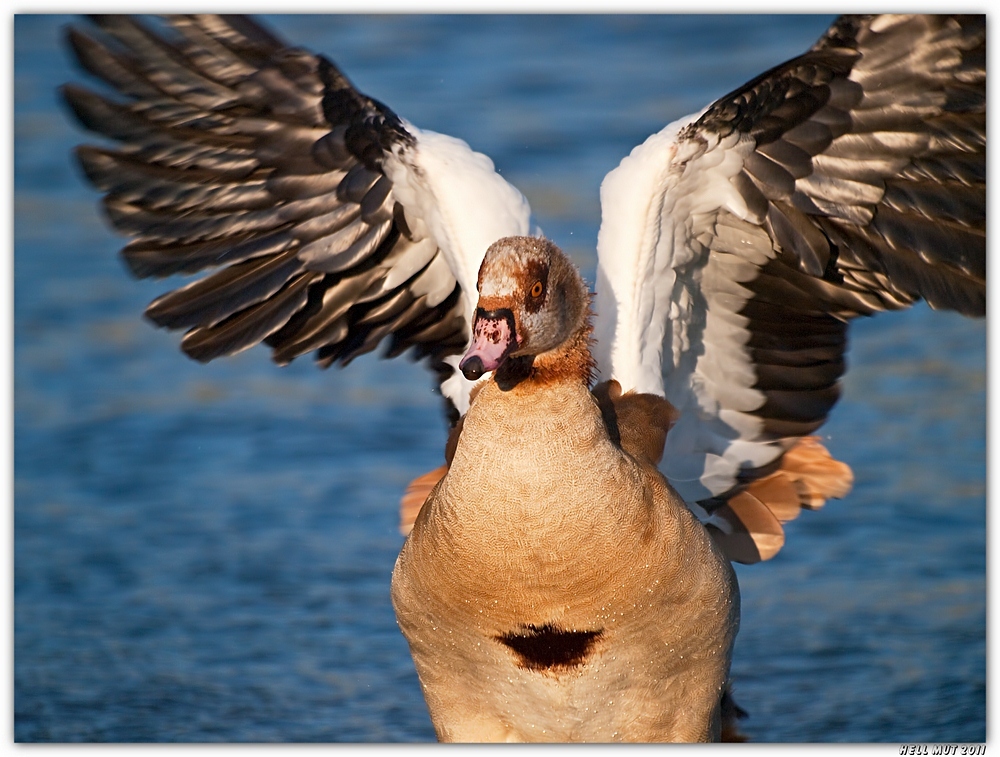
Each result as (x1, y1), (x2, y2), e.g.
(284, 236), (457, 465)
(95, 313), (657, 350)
(677, 14), (984, 561)
(61, 14), (469, 419)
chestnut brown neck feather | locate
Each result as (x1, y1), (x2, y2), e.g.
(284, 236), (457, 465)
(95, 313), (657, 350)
(530, 319), (596, 387)
(497, 310), (595, 391)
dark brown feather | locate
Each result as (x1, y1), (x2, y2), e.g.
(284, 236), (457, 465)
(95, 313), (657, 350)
(64, 14), (469, 417)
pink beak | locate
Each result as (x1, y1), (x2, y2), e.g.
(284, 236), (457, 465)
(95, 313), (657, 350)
(459, 308), (518, 380)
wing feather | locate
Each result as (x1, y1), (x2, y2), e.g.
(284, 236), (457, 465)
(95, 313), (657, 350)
(64, 14), (532, 421)
(595, 14), (984, 560)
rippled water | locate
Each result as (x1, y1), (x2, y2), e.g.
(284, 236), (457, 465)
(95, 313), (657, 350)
(14, 14), (986, 743)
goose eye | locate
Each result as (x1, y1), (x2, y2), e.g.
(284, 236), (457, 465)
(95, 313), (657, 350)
(529, 280), (544, 298)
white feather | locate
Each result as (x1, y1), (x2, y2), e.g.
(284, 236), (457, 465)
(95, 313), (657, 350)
(384, 122), (532, 322)
(594, 108), (778, 502)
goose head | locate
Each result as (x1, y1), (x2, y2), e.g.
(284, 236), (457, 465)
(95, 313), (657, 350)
(460, 236), (593, 387)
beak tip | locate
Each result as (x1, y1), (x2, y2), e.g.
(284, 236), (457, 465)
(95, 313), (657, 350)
(460, 355), (485, 381)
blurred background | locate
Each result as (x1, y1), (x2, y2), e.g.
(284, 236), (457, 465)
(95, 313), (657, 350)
(14, 14), (985, 742)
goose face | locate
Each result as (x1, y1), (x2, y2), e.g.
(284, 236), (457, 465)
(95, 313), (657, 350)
(459, 236), (588, 381)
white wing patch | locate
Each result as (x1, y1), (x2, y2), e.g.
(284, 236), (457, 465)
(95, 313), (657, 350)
(595, 112), (787, 502)
(385, 123), (532, 321)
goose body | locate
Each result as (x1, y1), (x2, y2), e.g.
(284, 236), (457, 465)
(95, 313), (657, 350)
(392, 238), (738, 741)
(62, 13), (985, 742)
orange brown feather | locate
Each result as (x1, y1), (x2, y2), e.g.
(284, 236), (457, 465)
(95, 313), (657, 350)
(706, 436), (854, 564)
(593, 379), (678, 467)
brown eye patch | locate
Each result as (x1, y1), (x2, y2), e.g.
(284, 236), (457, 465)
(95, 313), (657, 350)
(523, 259), (549, 313)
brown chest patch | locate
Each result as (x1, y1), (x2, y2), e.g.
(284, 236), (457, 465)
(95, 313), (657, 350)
(495, 623), (603, 672)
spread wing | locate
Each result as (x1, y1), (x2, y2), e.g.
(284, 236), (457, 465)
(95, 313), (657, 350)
(593, 14), (985, 561)
(62, 14), (532, 423)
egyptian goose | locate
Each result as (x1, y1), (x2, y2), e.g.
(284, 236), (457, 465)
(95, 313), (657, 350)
(62, 13), (985, 742)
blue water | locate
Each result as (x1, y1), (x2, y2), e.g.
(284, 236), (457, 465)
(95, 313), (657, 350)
(14, 14), (986, 742)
